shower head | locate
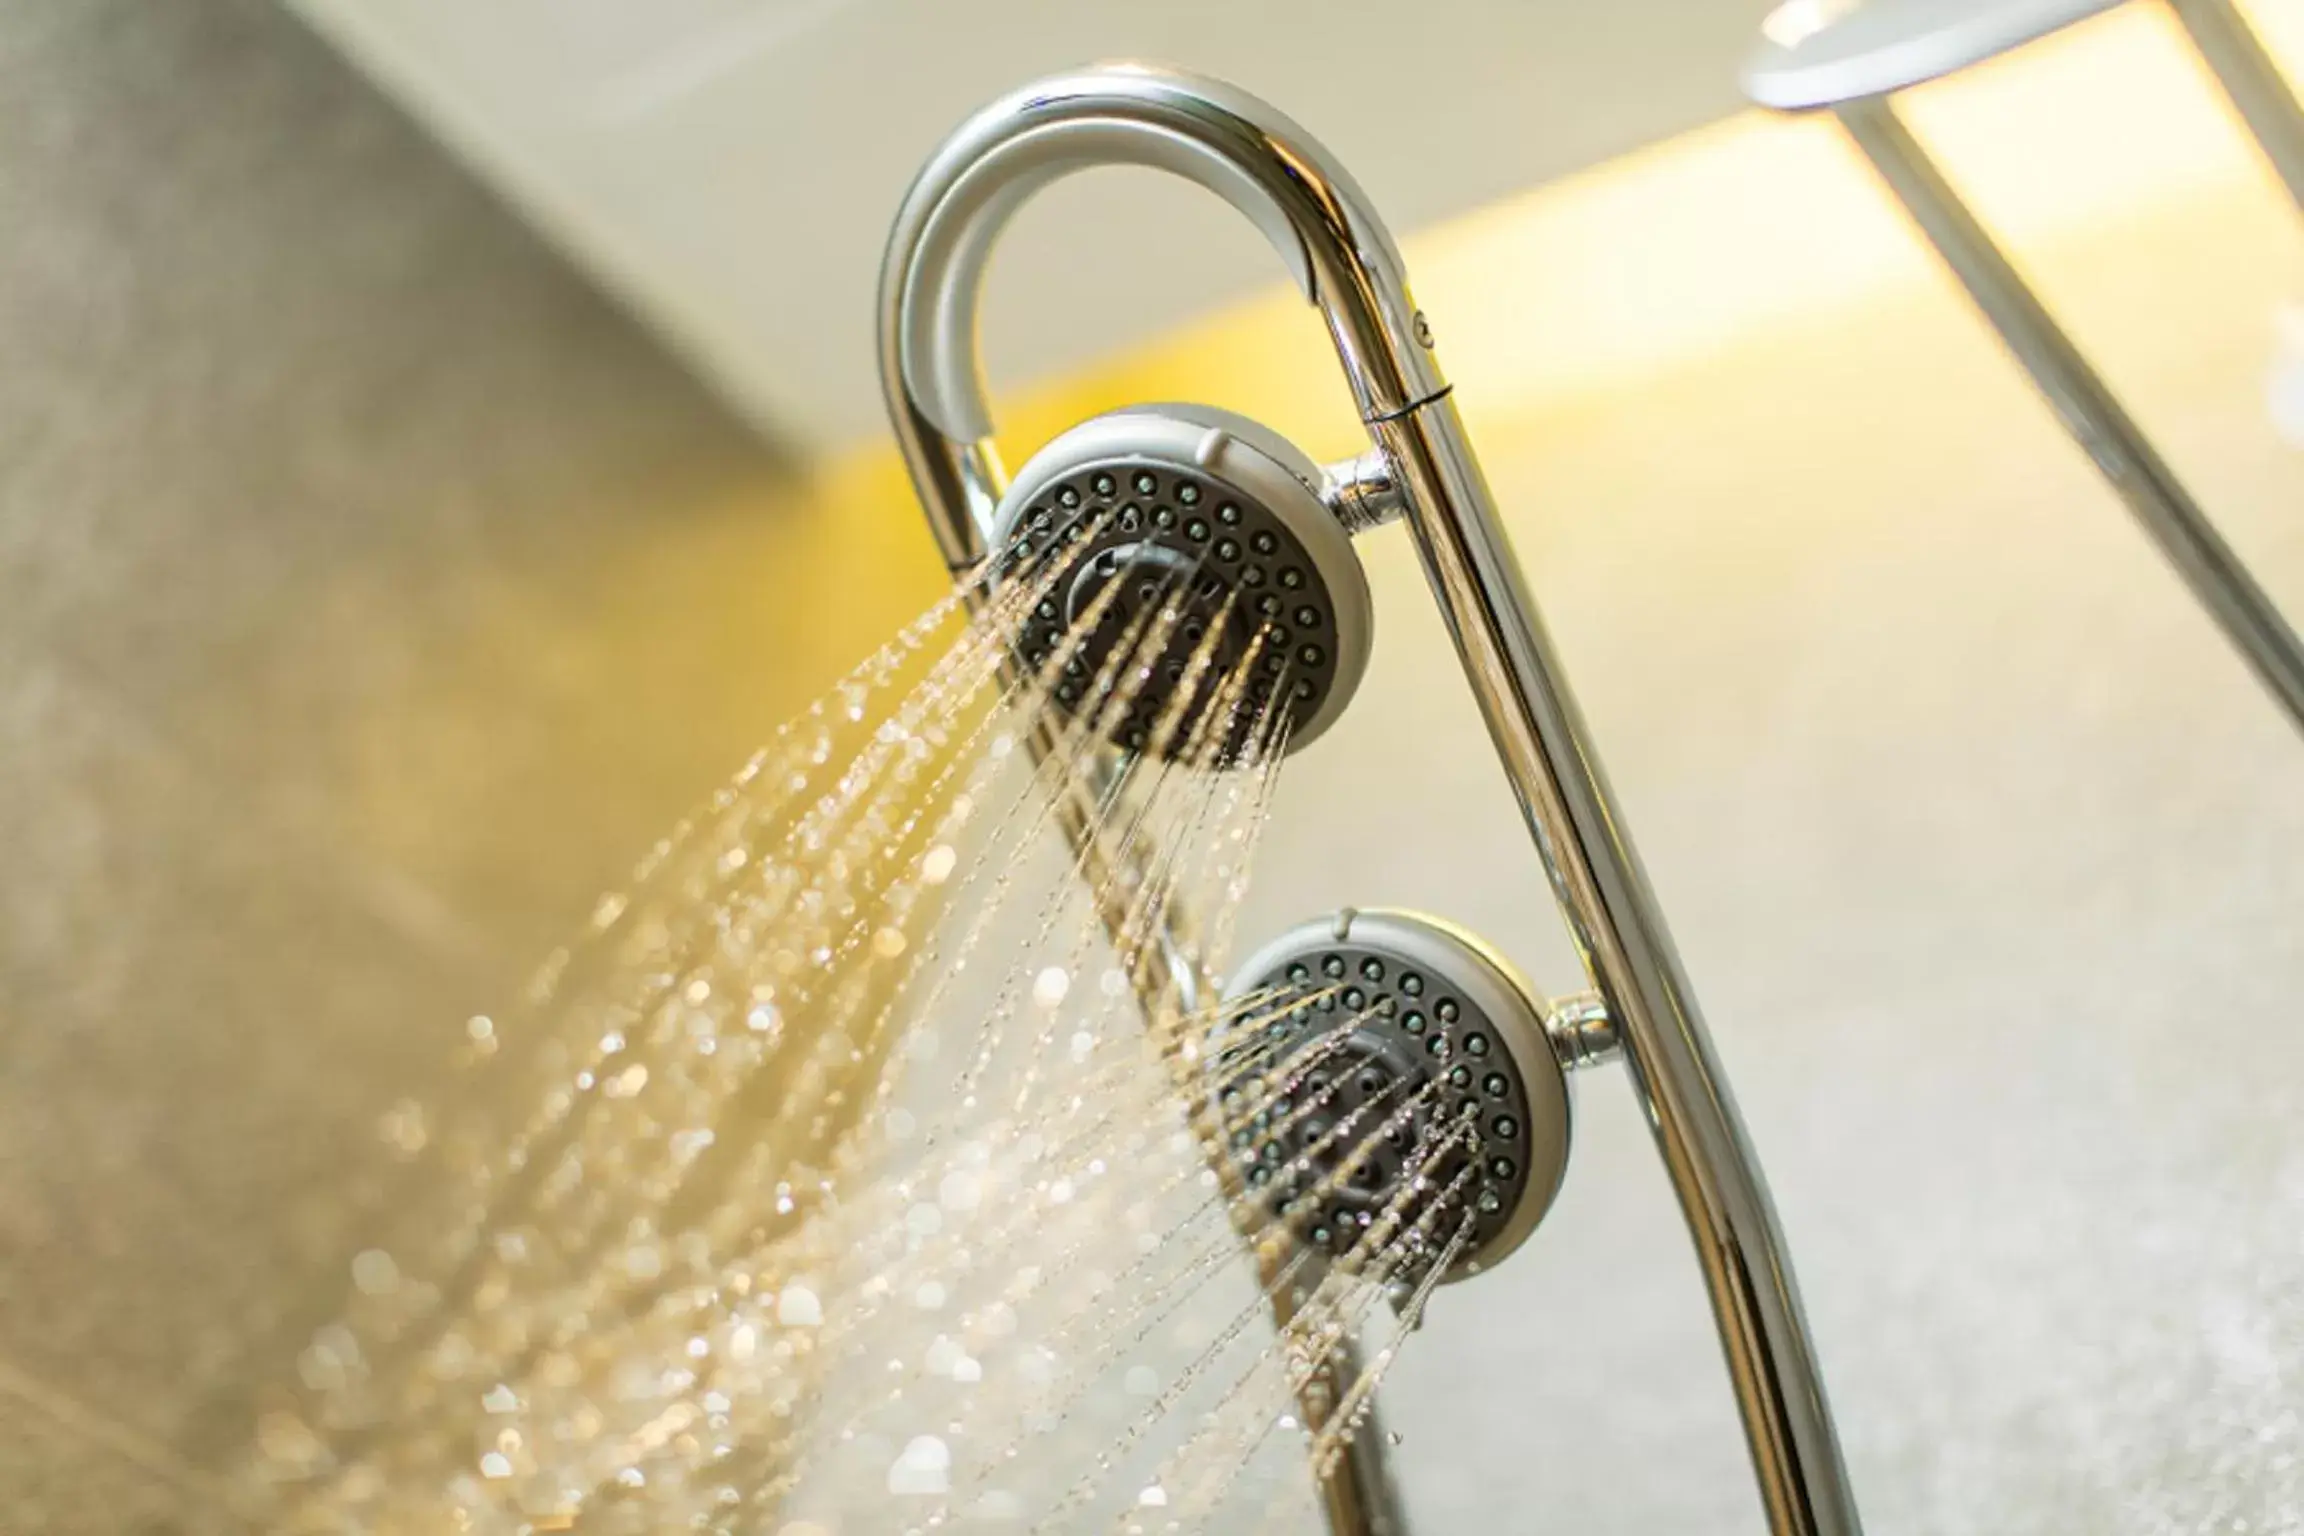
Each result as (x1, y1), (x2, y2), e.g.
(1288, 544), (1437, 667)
(991, 403), (1372, 759)
(1218, 908), (1574, 1287)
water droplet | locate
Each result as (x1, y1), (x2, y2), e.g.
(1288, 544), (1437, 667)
(1033, 967), (1071, 1009)
(481, 1383), (519, 1414)
(1138, 1484), (1169, 1507)
(777, 1283), (823, 1326)
(256, 1412), (323, 1469)
(921, 844), (958, 884)
(350, 1249), (399, 1295)
(887, 1434), (951, 1495)
(480, 1451), (513, 1479)
(873, 926), (908, 958)
(926, 1335), (967, 1376)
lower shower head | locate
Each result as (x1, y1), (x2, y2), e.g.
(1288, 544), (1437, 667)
(1216, 908), (1573, 1287)
(990, 403), (1372, 762)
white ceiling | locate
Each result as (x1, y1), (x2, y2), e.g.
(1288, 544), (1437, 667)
(286, 0), (1776, 446)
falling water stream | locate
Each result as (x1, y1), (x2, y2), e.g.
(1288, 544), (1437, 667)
(236, 520), (1485, 1534)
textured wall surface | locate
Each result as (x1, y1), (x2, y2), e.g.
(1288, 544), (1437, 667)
(0, 2), (932, 1527)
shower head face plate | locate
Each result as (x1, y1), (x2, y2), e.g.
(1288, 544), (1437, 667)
(1218, 909), (1572, 1287)
(990, 405), (1372, 763)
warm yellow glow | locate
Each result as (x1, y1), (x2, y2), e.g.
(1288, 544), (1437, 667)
(845, 0), (2301, 473)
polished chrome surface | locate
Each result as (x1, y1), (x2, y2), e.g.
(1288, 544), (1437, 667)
(1322, 449), (1407, 536)
(880, 62), (1862, 1536)
(2170, 0), (2304, 214)
(1545, 990), (1621, 1072)
(1835, 94), (2304, 737)
(878, 63), (1447, 571)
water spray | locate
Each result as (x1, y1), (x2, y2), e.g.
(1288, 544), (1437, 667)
(881, 62), (1864, 1536)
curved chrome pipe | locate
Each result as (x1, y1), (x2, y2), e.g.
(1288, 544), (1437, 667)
(877, 66), (1444, 572)
(878, 64), (1861, 1536)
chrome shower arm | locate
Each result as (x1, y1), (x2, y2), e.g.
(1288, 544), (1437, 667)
(877, 64), (1445, 572)
(878, 63), (1860, 1536)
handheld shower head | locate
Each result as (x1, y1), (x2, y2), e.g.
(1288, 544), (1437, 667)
(1218, 909), (1574, 1286)
(991, 404), (1372, 759)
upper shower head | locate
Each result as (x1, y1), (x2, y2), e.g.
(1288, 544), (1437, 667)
(990, 403), (1372, 761)
(1216, 908), (1573, 1288)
